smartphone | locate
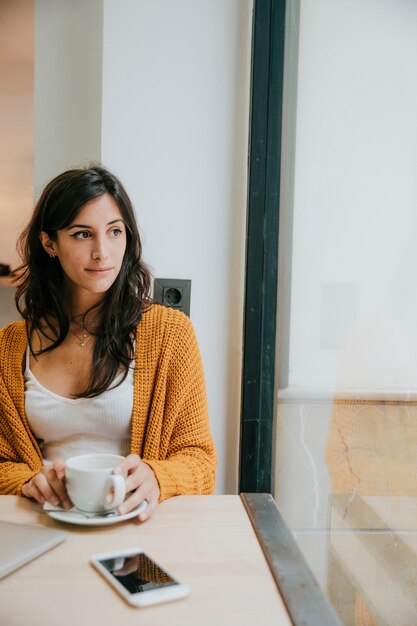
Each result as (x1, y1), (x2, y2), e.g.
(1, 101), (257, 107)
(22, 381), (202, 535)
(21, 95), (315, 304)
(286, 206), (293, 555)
(91, 548), (189, 607)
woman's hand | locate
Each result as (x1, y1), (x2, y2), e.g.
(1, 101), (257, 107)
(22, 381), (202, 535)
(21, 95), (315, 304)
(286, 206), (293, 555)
(113, 454), (160, 522)
(21, 460), (71, 509)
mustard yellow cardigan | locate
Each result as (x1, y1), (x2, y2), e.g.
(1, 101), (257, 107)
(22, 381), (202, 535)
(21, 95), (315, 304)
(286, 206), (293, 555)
(0, 304), (217, 500)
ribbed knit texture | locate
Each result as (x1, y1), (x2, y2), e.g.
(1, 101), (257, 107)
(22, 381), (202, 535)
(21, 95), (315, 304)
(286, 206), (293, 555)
(24, 350), (133, 461)
(0, 304), (217, 500)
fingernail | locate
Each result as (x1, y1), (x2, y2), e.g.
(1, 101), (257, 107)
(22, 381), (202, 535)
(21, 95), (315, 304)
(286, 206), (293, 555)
(52, 497), (59, 506)
(63, 500), (72, 509)
(118, 505), (126, 515)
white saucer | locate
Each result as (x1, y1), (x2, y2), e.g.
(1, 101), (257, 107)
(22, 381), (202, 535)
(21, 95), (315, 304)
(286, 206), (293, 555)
(43, 501), (147, 526)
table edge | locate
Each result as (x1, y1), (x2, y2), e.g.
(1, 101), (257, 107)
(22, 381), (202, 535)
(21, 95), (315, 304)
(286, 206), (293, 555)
(240, 493), (342, 626)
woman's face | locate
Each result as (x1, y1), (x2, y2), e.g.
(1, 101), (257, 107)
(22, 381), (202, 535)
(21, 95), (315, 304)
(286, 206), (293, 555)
(40, 193), (127, 303)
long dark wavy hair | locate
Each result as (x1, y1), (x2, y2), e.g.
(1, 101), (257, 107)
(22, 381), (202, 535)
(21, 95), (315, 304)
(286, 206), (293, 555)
(15, 164), (152, 398)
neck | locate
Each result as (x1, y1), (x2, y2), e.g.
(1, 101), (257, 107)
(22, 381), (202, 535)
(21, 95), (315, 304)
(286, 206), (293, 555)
(70, 309), (100, 331)
(65, 291), (103, 328)
(64, 278), (106, 317)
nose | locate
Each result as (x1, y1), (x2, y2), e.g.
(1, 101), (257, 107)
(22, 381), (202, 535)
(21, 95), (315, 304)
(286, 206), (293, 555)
(92, 236), (108, 261)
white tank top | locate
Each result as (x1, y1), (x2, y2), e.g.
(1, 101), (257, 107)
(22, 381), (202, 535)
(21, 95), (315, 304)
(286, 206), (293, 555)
(24, 347), (133, 462)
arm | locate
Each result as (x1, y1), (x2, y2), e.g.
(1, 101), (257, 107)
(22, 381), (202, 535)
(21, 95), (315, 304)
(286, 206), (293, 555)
(0, 324), (40, 494)
(0, 426), (40, 496)
(0, 461), (38, 495)
(142, 312), (217, 501)
(143, 403), (217, 501)
(119, 309), (217, 519)
(0, 323), (70, 505)
(0, 386), (41, 494)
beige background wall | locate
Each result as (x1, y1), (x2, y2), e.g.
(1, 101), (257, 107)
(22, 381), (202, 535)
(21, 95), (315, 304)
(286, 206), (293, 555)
(0, 0), (34, 269)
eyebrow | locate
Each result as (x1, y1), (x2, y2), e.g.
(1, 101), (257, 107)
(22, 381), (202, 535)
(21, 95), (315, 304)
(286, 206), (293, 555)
(65, 219), (124, 230)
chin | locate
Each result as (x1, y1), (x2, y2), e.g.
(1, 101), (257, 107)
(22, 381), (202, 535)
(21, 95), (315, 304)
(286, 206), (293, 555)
(77, 277), (115, 295)
(90, 281), (116, 293)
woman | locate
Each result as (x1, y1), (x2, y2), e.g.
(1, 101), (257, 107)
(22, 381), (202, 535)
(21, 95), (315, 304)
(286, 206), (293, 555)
(0, 165), (217, 521)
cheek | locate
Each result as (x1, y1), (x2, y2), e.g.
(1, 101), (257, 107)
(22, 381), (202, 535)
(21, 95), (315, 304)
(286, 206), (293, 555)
(115, 241), (127, 265)
(58, 247), (86, 274)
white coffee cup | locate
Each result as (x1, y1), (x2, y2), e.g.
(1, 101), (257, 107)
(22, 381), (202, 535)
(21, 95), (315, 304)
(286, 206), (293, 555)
(65, 453), (126, 513)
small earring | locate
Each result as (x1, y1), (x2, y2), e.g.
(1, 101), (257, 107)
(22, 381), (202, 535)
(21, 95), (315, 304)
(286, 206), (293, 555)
(49, 254), (55, 259)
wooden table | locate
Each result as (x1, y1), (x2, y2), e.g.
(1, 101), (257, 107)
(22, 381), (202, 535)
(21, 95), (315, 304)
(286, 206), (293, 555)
(0, 495), (293, 626)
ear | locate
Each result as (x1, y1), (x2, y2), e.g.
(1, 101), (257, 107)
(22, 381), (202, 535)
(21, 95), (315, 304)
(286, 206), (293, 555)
(39, 231), (56, 257)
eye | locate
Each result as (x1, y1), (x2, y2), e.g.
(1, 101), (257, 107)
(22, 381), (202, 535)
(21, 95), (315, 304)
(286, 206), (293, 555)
(71, 231), (92, 239)
(109, 228), (123, 237)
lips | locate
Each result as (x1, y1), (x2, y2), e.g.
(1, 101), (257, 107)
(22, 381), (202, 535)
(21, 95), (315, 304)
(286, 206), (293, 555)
(85, 268), (113, 273)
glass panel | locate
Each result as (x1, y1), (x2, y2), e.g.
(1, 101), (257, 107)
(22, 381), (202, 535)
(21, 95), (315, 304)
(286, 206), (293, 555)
(273, 1), (417, 624)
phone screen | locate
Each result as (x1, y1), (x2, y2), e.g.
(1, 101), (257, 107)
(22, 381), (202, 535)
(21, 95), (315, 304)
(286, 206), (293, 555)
(98, 552), (179, 595)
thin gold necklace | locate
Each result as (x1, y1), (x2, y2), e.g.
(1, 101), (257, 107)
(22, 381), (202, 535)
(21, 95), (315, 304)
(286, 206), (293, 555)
(69, 325), (90, 348)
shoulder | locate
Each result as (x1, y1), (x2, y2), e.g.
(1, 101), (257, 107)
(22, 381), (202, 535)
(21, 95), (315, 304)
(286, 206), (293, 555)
(0, 321), (27, 373)
(138, 303), (194, 336)
(0, 320), (26, 347)
(135, 305), (204, 385)
(136, 304), (198, 355)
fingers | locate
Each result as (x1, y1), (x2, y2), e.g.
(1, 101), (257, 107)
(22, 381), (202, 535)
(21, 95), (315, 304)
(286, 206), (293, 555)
(22, 480), (46, 505)
(118, 486), (159, 520)
(52, 459), (65, 480)
(21, 463), (71, 509)
(118, 483), (147, 513)
(50, 461), (71, 507)
(115, 457), (160, 520)
(23, 472), (59, 505)
(113, 454), (141, 479)
(34, 472), (62, 506)
(114, 454), (144, 495)
(138, 496), (158, 522)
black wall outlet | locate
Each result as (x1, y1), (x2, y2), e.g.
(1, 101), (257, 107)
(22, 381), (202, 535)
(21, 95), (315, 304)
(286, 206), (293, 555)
(153, 278), (191, 316)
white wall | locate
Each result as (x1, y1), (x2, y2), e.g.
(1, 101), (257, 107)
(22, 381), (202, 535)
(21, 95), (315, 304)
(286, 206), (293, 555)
(34, 0), (253, 493)
(34, 0), (103, 198)
(101, 0), (252, 493)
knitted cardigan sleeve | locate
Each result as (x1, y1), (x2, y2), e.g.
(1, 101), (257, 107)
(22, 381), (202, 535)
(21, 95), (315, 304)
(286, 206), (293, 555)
(137, 308), (218, 501)
(0, 323), (43, 495)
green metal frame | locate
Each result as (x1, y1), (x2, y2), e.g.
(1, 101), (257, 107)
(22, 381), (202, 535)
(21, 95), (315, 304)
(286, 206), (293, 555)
(239, 0), (286, 492)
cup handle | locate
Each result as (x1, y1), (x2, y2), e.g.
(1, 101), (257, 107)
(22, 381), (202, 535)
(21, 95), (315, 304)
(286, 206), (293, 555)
(104, 474), (126, 510)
